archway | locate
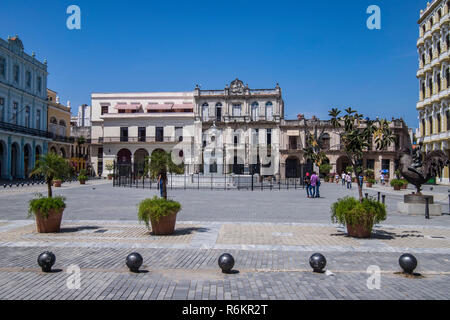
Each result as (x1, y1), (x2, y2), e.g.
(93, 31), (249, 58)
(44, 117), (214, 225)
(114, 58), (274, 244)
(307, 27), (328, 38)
(0, 140), (5, 179)
(117, 148), (132, 164)
(35, 145), (42, 164)
(134, 148), (149, 176)
(285, 156), (300, 178)
(24, 144), (31, 178)
(11, 143), (20, 179)
(50, 146), (57, 154)
(336, 155), (350, 175)
(60, 147), (66, 159)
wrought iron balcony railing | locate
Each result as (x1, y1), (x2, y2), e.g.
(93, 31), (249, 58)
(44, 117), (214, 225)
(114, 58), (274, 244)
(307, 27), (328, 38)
(0, 121), (51, 139)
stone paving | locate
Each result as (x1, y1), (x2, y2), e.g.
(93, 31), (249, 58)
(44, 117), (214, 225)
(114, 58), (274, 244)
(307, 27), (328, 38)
(0, 182), (449, 300)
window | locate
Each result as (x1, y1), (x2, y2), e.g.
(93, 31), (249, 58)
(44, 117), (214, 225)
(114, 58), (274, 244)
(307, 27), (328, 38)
(421, 82), (426, 98)
(266, 129), (272, 146)
(429, 116), (434, 134)
(429, 48), (433, 60)
(120, 127), (128, 142)
(366, 159), (375, 170)
(382, 159), (390, 171)
(175, 127), (183, 142)
(447, 69), (450, 89)
(0, 57), (5, 78)
(36, 109), (41, 129)
(251, 102), (259, 121)
(138, 127), (146, 142)
(232, 104), (241, 117)
(422, 118), (426, 135)
(37, 76), (42, 93)
(98, 147), (103, 158)
(252, 128), (259, 145)
(437, 73), (441, 91)
(12, 102), (18, 124)
(438, 113), (442, 133)
(429, 78), (433, 94)
(321, 133), (331, 150)
(202, 103), (209, 121)
(447, 111), (450, 131)
(101, 106), (109, 115)
(265, 102), (273, 121)
(0, 97), (4, 122)
(25, 106), (30, 127)
(289, 136), (298, 150)
(210, 161), (218, 173)
(422, 54), (425, 66)
(156, 127), (164, 142)
(215, 103), (222, 122)
(13, 65), (19, 83)
(438, 41), (441, 55)
(25, 71), (31, 88)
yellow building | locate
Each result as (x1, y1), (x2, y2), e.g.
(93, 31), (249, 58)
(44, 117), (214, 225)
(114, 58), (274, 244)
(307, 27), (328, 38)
(416, 0), (450, 183)
(47, 89), (73, 159)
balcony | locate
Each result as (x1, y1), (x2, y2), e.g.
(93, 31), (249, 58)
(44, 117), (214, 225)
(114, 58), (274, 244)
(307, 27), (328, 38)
(99, 136), (193, 143)
(48, 132), (75, 143)
(0, 121), (51, 139)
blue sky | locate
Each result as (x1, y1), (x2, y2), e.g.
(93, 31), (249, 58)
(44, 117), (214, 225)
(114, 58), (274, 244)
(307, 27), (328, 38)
(0, 0), (427, 128)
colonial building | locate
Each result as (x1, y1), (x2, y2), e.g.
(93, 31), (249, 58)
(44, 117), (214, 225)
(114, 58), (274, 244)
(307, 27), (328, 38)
(70, 104), (92, 173)
(90, 91), (196, 177)
(47, 89), (73, 159)
(194, 79), (282, 178)
(416, 0), (450, 184)
(279, 115), (411, 180)
(0, 35), (49, 180)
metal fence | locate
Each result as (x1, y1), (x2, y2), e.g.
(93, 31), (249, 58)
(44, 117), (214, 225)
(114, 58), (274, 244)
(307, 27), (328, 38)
(112, 162), (306, 191)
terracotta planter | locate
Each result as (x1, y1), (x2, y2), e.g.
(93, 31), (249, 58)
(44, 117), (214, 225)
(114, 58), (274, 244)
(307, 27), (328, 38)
(53, 180), (62, 187)
(393, 185), (401, 191)
(79, 180), (86, 185)
(34, 208), (64, 233)
(150, 211), (178, 235)
(108, 175), (113, 180)
(366, 182), (373, 188)
(346, 223), (372, 238)
(402, 184), (408, 189)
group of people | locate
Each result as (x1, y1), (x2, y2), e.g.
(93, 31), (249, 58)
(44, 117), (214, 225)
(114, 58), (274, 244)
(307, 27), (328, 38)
(304, 172), (320, 198)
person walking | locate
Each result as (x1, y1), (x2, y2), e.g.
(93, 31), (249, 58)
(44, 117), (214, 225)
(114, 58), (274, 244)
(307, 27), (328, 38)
(335, 173), (340, 184)
(310, 172), (317, 198)
(380, 172), (385, 185)
(346, 172), (352, 189)
(157, 174), (164, 198)
(304, 173), (311, 198)
(358, 173), (364, 188)
(314, 172), (321, 198)
(341, 172), (346, 187)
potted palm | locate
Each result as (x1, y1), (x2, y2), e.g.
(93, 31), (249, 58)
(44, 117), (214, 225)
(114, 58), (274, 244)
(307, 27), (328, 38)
(53, 178), (62, 187)
(365, 169), (375, 187)
(105, 163), (114, 180)
(329, 108), (395, 238)
(331, 196), (386, 238)
(138, 150), (184, 235)
(78, 169), (88, 184)
(29, 153), (70, 233)
(390, 179), (404, 191)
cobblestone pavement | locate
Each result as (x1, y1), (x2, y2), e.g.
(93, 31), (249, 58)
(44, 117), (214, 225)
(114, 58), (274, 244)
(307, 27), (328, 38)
(1, 183), (449, 300)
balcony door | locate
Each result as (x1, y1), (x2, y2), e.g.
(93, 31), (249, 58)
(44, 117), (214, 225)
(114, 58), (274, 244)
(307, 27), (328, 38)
(156, 127), (164, 142)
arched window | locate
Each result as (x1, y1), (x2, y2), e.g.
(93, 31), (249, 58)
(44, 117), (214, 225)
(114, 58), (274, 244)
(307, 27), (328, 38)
(215, 103), (222, 122)
(437, 113), (442, 133)
(429, 77), (433, 94)
(429, 47), (433, 60)
(422, 81), (426, 98)
(422, 53), (426, 66)
(437, 41), (441, 55)
(265, 102), (273, 121)
(437, 72), (441, 91)
(438, 9), (442, 19)
(422, 118), (426, 136)
(251, 102), (259, 121)
(429, 116), (434, 134)
(50, 117), (57, 124)
(202, 103), (209, 121)
(422, 25), (426, 34)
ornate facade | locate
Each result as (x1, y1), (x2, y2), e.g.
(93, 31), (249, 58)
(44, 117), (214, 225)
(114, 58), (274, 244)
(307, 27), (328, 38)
(417, 0), (450, 183)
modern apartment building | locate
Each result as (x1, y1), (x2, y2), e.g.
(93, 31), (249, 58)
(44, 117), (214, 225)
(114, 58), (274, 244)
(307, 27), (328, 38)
(416, 0), (450, 183)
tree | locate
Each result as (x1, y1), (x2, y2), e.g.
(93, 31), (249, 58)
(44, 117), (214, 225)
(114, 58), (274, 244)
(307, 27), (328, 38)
(302, 117), (330, 166)
(147, 150), (184, 199)
(329, 108), (396, 202)
(30, 153), (71, 198)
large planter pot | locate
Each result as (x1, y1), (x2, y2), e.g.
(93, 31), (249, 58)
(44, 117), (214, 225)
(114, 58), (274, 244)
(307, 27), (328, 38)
(402, 184), (408, 189)
(34, 208), (64, 233)
(108, 175), (113, 180)
(346, 223), (372, 238)
(150, 211), (178, 235)
(393, 185), (401, 191)
(53, 180), (62, 187)
(79, 180), (86, 185)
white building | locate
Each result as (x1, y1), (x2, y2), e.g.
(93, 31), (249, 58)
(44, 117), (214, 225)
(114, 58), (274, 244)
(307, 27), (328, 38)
(0, 35), (49, 180)
(90, 91), (197, 177)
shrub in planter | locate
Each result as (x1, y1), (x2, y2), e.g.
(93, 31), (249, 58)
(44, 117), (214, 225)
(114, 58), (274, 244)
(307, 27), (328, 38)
(28, 195), (66, 233)
(107, 173), (114, 180)
(390, 179), (404, 191)
(78, 169), (88, 184)
(53, 178), (62, 187)
(138, 196), (181, 235)
(401, 179), (408, 189)
(366, 178), (376, 187)
(331, 196), (386, 238)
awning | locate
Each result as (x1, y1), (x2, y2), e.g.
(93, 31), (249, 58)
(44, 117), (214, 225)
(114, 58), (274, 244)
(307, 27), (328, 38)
(172, 103), (193, 110)
(115, 103), (141, 110)
(146, 103), (173, 111)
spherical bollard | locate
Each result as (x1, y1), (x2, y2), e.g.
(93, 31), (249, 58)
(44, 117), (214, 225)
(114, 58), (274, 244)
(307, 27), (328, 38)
(37, 251), (56, 272)
(309, 253), (326, 273)
(218, 253), (235, 273)
(126, 252), (143, 273)
(399, 253), (417, 274)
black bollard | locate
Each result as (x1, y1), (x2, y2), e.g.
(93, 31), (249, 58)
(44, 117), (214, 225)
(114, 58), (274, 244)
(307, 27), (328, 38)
(377, 192), (380, 202)
(382, 195), (385, 204)
(37, 252), (56, 272)
(365, 193), (368, 199)
(309, 253), (326, 273)
(399, 254), (418, 274)
(425, 197), (430, 219)
(218, 253), (235, 274)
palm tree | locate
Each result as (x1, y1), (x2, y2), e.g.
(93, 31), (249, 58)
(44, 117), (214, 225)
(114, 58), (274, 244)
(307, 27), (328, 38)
(30, 153), (70, 198)
(147, 150), (184, 199)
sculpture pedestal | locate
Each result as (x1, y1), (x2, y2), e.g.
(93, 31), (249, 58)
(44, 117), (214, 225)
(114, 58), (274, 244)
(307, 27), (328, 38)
(397, 194), (442, 216)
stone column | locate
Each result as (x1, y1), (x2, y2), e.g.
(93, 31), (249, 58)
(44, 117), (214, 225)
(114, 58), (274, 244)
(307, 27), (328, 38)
(18, 138), (24, 179)
(6, 136), (12, 180)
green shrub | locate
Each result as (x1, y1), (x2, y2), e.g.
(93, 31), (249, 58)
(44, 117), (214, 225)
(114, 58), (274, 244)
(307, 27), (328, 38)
(365, 169), (375, 179)
(28, 194), (66, 218)
(331, 196), (386, 228)
(138, 196), (181, 227)
(345, 166), (353, 174)
(390, 179), (404, 187)
(319, 163), (332, 176)
(78, 174), (87, 181)
(366, 178), (376, 184)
